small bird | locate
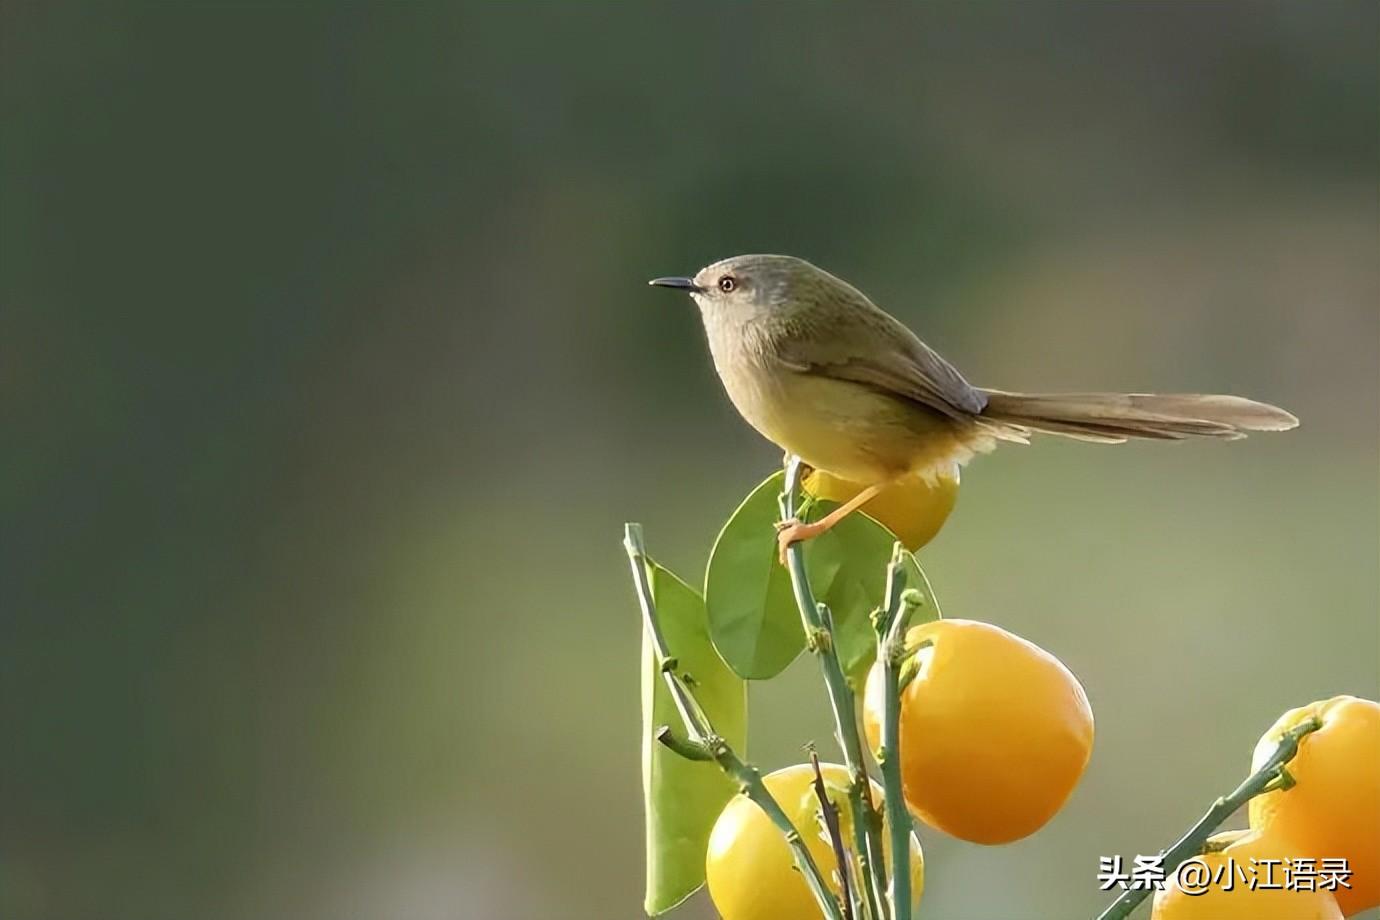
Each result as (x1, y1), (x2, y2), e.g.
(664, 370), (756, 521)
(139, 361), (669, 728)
(650, 254), (1297, 562)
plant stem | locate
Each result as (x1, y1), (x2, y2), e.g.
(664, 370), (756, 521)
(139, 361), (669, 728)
(808, 747), (856, 920)
(624, 523), (845, 920)
(624, 523), (707, 738)
(1094, 716), (1324, 920)
(875, 546), (920, 920)
(780, 458), (890, 920)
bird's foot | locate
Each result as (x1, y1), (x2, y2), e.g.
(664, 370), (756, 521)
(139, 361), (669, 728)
(775, 518), (825, 566)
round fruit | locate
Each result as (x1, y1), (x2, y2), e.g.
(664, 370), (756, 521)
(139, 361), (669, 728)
(803, 467), (958, 551)
(1247, 695), (1380, 916)
(705, 762), (923, 920)
(1151, 829), (1343, 920)
(862, 618), (1094, 844)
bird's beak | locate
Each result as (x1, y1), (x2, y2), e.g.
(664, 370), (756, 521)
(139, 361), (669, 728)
(648, 276), (704, 293)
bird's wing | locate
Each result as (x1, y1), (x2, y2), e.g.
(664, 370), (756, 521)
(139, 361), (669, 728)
(773, 304), (986, 420)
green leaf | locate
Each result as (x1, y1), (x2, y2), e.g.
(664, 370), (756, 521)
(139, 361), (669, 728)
(704, 472), (921, 685)
(703, 473), (804, 679)
(807, 498), (907, 688)
(642, 562), (747, 916)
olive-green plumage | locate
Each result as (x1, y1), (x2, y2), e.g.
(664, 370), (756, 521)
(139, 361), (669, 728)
(651, 254), (1297, 487)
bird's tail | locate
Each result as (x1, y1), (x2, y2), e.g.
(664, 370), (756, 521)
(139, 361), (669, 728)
(977, 390), (1298, 443)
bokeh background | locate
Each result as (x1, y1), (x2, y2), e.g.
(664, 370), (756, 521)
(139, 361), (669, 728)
(3, 3), (1377, 919)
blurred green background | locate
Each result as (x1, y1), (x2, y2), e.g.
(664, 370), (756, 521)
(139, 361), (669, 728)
(3, 3), (1376, 919)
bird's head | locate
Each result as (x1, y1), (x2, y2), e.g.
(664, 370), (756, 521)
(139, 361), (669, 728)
(649, 254), (853, 326)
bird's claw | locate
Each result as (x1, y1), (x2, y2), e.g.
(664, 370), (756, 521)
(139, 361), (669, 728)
(775, 519), (818, 566)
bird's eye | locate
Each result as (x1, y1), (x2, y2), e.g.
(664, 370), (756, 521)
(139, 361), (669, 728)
(718, 275), (737, 293)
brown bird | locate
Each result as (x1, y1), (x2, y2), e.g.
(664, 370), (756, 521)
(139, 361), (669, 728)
(650, 254), (1297, 562)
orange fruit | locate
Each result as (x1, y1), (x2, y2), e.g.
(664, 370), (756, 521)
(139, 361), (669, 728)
(862, 618), (1093, 844)
(803, 467), (958, 551)
(1151, 829), (1343, 920)
(1247, 695), (1380, 916)
(705, 762), (923, 920)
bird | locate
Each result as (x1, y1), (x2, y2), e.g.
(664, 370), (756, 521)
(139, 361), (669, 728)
(649, 254), (1297, 563)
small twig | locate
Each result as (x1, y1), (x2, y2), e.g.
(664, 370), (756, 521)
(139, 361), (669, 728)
(874, 545), (921, 920)
(625, 524), (845, 920)
(808, 746), (857, 920)
(781, 458), (890, 920)
(1094, 715), (1325, 920)
(626, 524), (704, 740)
(653, 726), (713, 762)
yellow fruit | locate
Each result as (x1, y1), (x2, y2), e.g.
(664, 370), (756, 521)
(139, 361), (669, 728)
(1152, 829), (1343, 920)
(1247, 695), (1380, 916)
(803, 467), (958, 551)
(862, 618), (1093, 844)
(705, 762), (924, 920)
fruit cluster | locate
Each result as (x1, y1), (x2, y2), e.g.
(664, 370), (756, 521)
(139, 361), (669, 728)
(1152, 696), (1378, 919)
(706, 617), (1095, 919)
(632, 471), (1377, 919)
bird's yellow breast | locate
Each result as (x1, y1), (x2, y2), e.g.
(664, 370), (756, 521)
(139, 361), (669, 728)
(714, 353), (959, 484)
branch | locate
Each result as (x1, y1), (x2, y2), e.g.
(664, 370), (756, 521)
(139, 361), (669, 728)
(780, 458), (890, 920)
(1094, 715), (1324, 920)
(874, 546), (922, 920)
(624, 523), (845, 920)
(809, 746), (856, 920)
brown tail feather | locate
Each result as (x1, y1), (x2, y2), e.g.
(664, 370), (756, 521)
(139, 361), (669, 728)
(978, 390), (1298, 443)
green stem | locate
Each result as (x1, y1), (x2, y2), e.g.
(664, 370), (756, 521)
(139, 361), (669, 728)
(875, 546), (920, 920)
(624, 523), (706, 738)
(780, 458), (890, 920)
(653, 726), (713, 762)
(624, 524), (845, 920)
(1094, 716), (1324, 920)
